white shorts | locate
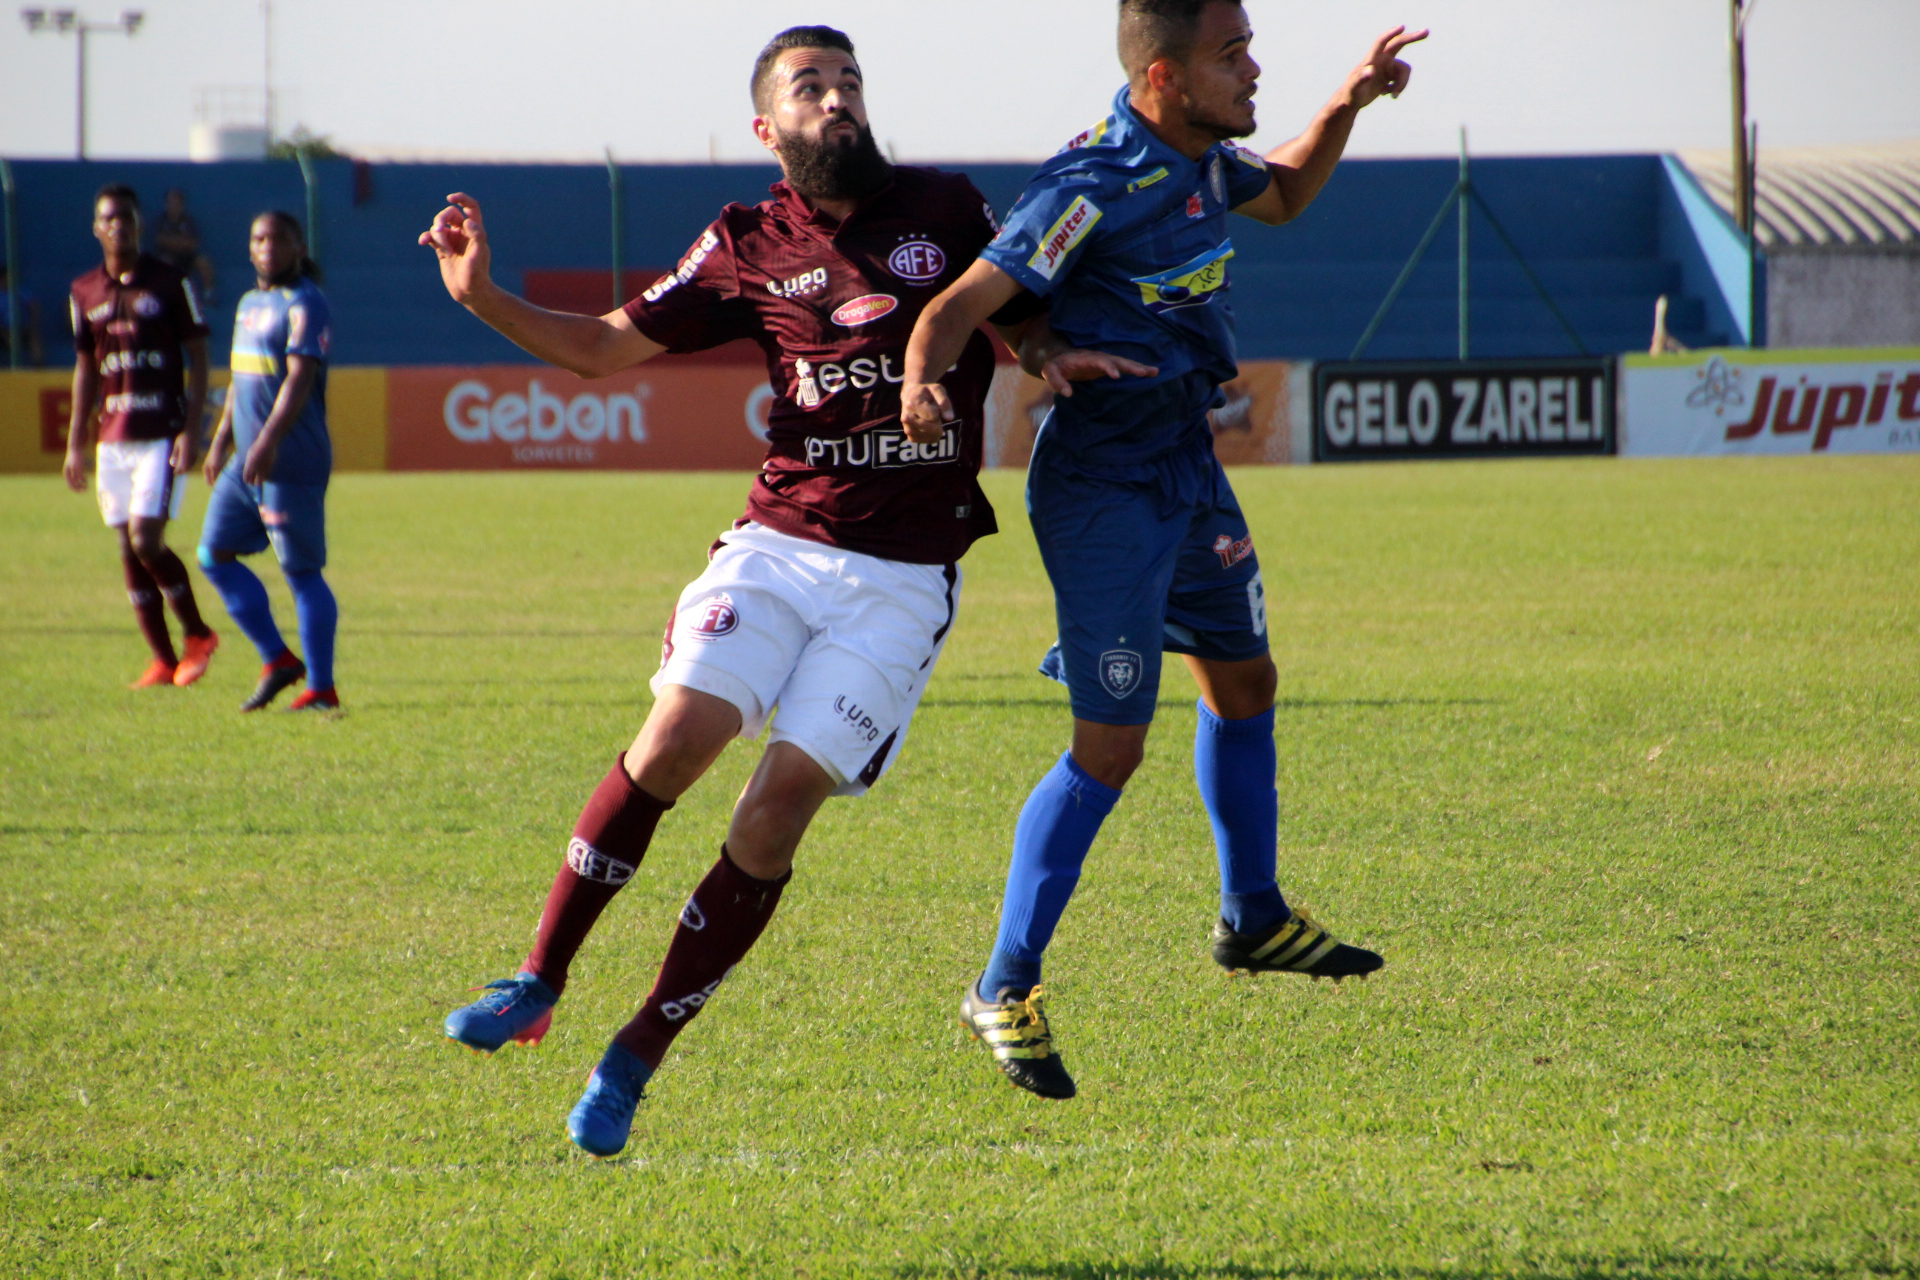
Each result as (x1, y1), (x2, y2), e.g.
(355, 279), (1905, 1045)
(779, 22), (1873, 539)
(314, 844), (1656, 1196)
(96, 439), (184, 527)
(652, 523), (961, 797)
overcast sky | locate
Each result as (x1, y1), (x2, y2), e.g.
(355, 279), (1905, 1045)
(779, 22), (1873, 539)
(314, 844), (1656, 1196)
(2, 1), (1916, 163)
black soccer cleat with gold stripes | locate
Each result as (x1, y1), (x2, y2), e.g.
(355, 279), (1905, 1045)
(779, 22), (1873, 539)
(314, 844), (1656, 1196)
(1211, 907), (1384, 981)
(960, 983), (1077, 1100)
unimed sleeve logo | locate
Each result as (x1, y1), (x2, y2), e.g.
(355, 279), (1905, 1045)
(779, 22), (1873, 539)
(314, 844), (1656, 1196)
(443, 378), (647, 445)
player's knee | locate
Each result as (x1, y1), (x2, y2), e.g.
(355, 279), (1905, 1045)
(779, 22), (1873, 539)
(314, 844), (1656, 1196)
(196, 545), (235, 569)
(1071, 727), (1147, 790)
(1236, 656), (1279, 711)
(129, 529), (166, 563)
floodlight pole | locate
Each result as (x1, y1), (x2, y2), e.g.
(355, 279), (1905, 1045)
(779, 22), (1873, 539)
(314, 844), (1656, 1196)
(607, 147), (624, 308)
(2, 156), (20, 370)
(1458, 128), (1469, 360)
(20, 9), (145, 160)
(1730, 0), (1754, 235)
(1747, 120), (1761, 347)
(1351, 129), (1589, 362)
(296, 142), (318, 267)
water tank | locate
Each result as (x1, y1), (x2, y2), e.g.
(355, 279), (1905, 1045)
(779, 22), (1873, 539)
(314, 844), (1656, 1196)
(189, 124), (270, 162)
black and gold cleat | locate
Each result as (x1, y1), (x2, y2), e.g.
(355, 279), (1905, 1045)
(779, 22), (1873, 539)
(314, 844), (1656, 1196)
(960, 983), (1076, 1100)
(1211, 907), (1383, 981)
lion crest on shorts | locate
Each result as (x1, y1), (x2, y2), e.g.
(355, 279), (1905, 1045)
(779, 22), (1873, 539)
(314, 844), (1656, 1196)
(1098, 648), (1142, 699)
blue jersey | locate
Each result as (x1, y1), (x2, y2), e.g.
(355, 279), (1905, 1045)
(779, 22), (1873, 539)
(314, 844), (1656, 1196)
(229, 279), (332, 485)
(982, 86), (1272, 466)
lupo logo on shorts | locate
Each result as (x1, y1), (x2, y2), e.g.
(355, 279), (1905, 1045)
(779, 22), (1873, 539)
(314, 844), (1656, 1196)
(687, 593), (738, 640)
(1099, 649), (1143, 699)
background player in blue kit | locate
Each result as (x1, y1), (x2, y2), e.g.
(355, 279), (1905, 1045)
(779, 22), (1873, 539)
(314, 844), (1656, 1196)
(904, 0), (1426, 1099)
(199, 212), (340, 712)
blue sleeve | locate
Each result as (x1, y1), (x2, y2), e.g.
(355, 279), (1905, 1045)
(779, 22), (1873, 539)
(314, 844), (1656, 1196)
(285, 288), (331, 361)
(979, 160), (1111, 297)
(1222, 144), (1274, 208)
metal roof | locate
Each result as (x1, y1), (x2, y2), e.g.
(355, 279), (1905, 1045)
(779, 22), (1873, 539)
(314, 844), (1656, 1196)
(1678, 139), (1920, 253)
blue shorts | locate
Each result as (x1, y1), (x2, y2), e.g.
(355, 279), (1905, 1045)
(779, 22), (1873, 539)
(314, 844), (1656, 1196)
(1028, 436), (1268, 726)
(200, 472), (328, 574)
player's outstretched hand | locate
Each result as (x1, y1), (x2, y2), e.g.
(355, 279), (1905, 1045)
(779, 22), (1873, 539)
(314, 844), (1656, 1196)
(62, 446), (87, 493)
(1040, 349), (1159, 398)
(169, 432), (194, 478)
(1348, 25), (1427, 109)
(419, 192), (493, 305)
(900, 380), (956, 444)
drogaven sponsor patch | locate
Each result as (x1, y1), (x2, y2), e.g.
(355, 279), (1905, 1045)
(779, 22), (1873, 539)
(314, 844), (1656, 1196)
(830, 294), (899, 327)
(1131, 242), (1234, 314)
(1028, 197), (1102, 281)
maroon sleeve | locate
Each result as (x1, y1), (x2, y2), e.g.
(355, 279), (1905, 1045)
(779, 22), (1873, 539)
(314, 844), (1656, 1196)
(958, 176), (1002, 257)
(620, 216), (757, 353)
(69, 290), (94, 361)
(169, 270), (211, 341)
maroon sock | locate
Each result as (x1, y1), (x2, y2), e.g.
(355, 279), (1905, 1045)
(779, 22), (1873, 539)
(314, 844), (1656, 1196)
(612, 846), (790, 1070)
(122, 550), (176, 666)
(523, 754), (674, 995)
(146, 547), (210, 638)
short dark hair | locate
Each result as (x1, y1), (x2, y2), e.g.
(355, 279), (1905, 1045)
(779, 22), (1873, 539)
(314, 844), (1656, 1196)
(1118, 0), (1238, 76)
(750, 25), (858, 113)
(94, 183), (139, 212)
(256, 209), (323, 282)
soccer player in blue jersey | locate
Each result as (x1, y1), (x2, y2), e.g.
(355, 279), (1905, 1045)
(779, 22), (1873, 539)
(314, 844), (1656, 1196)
(198, 212), (340, 712)
(903, 0), (1425, 1099)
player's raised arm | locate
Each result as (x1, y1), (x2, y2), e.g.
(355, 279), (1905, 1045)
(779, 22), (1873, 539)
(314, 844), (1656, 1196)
(1233, 25), (1427, 227)
(419, 193), (663, 379)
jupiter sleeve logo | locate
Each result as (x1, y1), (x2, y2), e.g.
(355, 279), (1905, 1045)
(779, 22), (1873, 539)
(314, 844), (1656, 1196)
(1028, 196), (1102, 281)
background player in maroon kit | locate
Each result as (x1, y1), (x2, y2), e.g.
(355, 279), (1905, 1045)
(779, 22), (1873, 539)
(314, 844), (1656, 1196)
(426, 26), (1041, 1157)
(65, 184), (219, 689)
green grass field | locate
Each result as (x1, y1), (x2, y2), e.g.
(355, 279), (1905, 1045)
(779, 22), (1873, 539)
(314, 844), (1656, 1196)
(2, 459), (1916, 1280)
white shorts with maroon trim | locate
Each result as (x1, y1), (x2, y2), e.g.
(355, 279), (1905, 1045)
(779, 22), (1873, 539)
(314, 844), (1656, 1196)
(96, 439), (184, 527)
(651, 523), (960, 798)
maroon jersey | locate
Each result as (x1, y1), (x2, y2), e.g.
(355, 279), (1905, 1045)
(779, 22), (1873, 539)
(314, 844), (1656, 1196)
(624, 166), (1002, 565)
(70, 254), (209, 443)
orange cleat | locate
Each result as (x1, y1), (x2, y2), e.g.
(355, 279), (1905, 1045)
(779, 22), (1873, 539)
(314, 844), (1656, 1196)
(288, 687), (339, 712)
(129, 659), (179, 689)
(172, 630), (220, 687)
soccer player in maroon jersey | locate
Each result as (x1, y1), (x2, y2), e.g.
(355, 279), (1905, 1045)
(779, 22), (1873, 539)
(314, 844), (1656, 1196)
(426, 26), (1048, 1157)
(65, 184), (219, 689)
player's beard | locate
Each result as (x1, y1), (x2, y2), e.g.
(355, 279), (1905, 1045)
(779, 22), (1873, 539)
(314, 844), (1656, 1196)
(1188, 94), (1257, 141)
(774, 113), (892, 204)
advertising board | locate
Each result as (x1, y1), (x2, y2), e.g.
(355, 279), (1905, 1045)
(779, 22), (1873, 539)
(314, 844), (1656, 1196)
(1620, 348), (1920, 457)
(1313, 358), (1614, 461)
(386, 365), (771, 471)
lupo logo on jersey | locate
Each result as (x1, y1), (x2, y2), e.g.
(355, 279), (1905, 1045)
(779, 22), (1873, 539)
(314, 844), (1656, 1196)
(687, 593), (739, 640)
(132, 292), (162, 317)
(1132, 243), (1234, 313)
(888, 240), (946, 282)
(831, 294), (899, 327)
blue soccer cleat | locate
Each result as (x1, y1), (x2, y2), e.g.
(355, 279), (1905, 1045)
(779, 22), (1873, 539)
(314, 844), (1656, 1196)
(444, 972), (558, 1053)
(567, 1042), (654, 1158)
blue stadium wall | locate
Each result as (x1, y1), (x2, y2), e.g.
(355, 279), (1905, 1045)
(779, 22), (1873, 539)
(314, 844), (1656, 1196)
(3, 153), (1750, 368)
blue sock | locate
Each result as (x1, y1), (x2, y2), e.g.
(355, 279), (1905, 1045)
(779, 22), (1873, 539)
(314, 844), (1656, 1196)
(198, 553), (287, 663)
(285, 570), (337, 691)
(1194, 700), (1289, 935)
(978, 751), (1121, 999)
